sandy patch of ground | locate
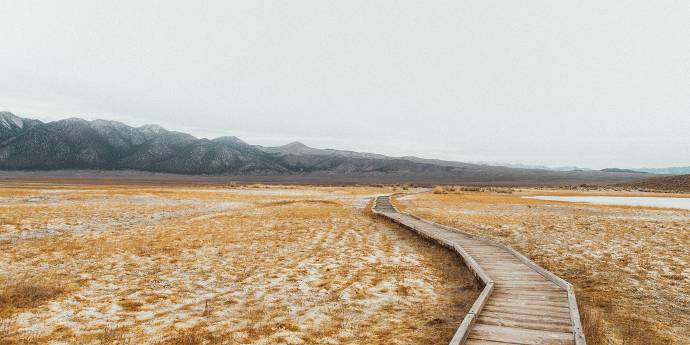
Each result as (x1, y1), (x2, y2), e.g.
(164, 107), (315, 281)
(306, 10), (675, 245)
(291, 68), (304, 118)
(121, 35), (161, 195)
(395, 189), (689, 345)
(0, 183), (477, 344)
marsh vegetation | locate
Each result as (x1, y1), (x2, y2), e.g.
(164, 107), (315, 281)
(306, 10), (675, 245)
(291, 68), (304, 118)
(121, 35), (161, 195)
(0, 183), (478, 344)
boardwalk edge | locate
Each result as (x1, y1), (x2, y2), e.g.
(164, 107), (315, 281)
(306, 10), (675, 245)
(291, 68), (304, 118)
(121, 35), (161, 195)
(371, 194), (586, 345)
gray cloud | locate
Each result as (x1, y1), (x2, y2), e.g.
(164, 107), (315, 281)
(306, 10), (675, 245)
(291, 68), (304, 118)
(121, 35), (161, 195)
(1, 0), (689, 169)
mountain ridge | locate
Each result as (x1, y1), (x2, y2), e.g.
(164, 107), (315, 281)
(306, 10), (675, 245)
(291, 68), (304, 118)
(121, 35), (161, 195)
(0, 112), (653, 185)
(617, 174), (690, 193)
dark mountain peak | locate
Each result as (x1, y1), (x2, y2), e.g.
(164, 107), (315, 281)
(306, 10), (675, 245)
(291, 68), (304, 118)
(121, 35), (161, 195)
(282, 141), (309, 149)
(276, 141), (315, 152)
(138, 124), (166, 133)
(269, 141), (323, 155)
(56, 117), (92, 128)
(90, 119), (129, 128)
(212, 136), (248, 146)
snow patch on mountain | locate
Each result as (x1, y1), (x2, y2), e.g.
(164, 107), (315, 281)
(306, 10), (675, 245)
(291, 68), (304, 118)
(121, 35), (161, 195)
(0, 112), (24, 129)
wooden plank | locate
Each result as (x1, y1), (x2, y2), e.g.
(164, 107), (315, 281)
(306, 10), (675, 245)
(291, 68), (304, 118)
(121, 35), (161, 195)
(480, 311), (572, 325)
(480, 261), (539, 266)
(482, 267), (538, 271)
(495, 288), (571, 296)
(490, 276), (552, 282)
(489, 274), (555, 280)
(483, 303), (571, 315)
(485, 300), (570, 312)
(496, 282), (562, 288)
(472, 257), (520, 261)
(480, 265), (542, 270)
(478, 270), (536, 276)
(488, 298), (570, 309)
(466, 251), (516, 254)
(482, 306), (571, 319)
(492, 289), (567, 296)
(489, 275), (546, 280)
(491, 293), (568, 302)
(494, 286), (566, 293)
(465, 339), (522, 345)
(465, 250), (512, 253)
(485, 303), (571, 315)
(488, 270), (547, 276)
(468, 324), (575, 345)
(489, 273), (548, 279)
(493, 283), (562, 288)
(469, 250), (514, 253)
(482, 265), (540, 270)
(477, 315), (573, 333)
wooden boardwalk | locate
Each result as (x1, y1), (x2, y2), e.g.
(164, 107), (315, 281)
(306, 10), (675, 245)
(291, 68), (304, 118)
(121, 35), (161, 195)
(372, 195), (586, 345)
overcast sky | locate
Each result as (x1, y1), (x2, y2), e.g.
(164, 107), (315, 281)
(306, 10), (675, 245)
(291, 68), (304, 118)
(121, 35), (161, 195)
(1, 1), (689, 169)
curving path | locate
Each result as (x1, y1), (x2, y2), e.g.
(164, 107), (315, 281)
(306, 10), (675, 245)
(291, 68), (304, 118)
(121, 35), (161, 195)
(372, 195), (586, 345)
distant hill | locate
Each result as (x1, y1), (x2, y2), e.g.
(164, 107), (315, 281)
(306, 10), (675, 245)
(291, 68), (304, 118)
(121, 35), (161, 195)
(474, 161), (590, 172)
(601, 168), (646, 173)
(479, 162), (690, 176)
(0, 111), (652, 185)
(617, 174), (690, 193)
(634, 166), (690, 175)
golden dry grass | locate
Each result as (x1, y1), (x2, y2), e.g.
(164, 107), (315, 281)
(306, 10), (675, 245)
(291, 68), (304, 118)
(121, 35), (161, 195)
(0, 183), (478, 344)
(394, 189), (690, 345)
(0, 279), (66, 314)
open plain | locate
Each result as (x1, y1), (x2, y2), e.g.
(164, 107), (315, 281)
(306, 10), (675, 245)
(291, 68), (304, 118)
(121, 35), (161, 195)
(0, 183), (479, 344)
(395, 188), (690, 345)
(2, 181), (688, 345)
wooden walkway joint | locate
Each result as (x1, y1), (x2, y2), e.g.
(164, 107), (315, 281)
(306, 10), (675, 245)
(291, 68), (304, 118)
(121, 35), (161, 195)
(372, 195), (586, 345)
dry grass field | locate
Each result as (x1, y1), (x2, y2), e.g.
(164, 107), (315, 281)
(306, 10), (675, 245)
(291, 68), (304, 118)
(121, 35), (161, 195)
(395, 188), (690, 345)
(0, 183), (479, 344)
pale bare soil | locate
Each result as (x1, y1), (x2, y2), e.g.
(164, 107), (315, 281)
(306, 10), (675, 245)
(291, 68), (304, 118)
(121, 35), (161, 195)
(395, 189), (690, 345)
(0, 183), (478, 344)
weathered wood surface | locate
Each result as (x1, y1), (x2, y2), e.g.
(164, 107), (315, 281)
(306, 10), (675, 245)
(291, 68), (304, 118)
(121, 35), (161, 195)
(372, 195), (586, 345)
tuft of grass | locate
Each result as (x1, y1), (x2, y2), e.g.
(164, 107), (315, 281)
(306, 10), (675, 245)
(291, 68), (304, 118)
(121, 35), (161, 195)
(0, 318), (12, 340)
(155, 326), (236, 345)
(94, 326), (133, 345)
(118, 300), (143, 312)
(0, 279), (65, 315)
(156, 328), (207, 345)
(0, 318), (40, 344)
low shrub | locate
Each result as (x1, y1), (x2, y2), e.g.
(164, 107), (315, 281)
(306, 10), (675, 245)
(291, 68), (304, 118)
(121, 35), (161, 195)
(432, 186), (446, 194)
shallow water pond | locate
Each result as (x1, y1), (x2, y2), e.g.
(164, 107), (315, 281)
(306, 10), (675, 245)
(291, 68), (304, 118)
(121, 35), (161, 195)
(526, 195), (690, 210)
